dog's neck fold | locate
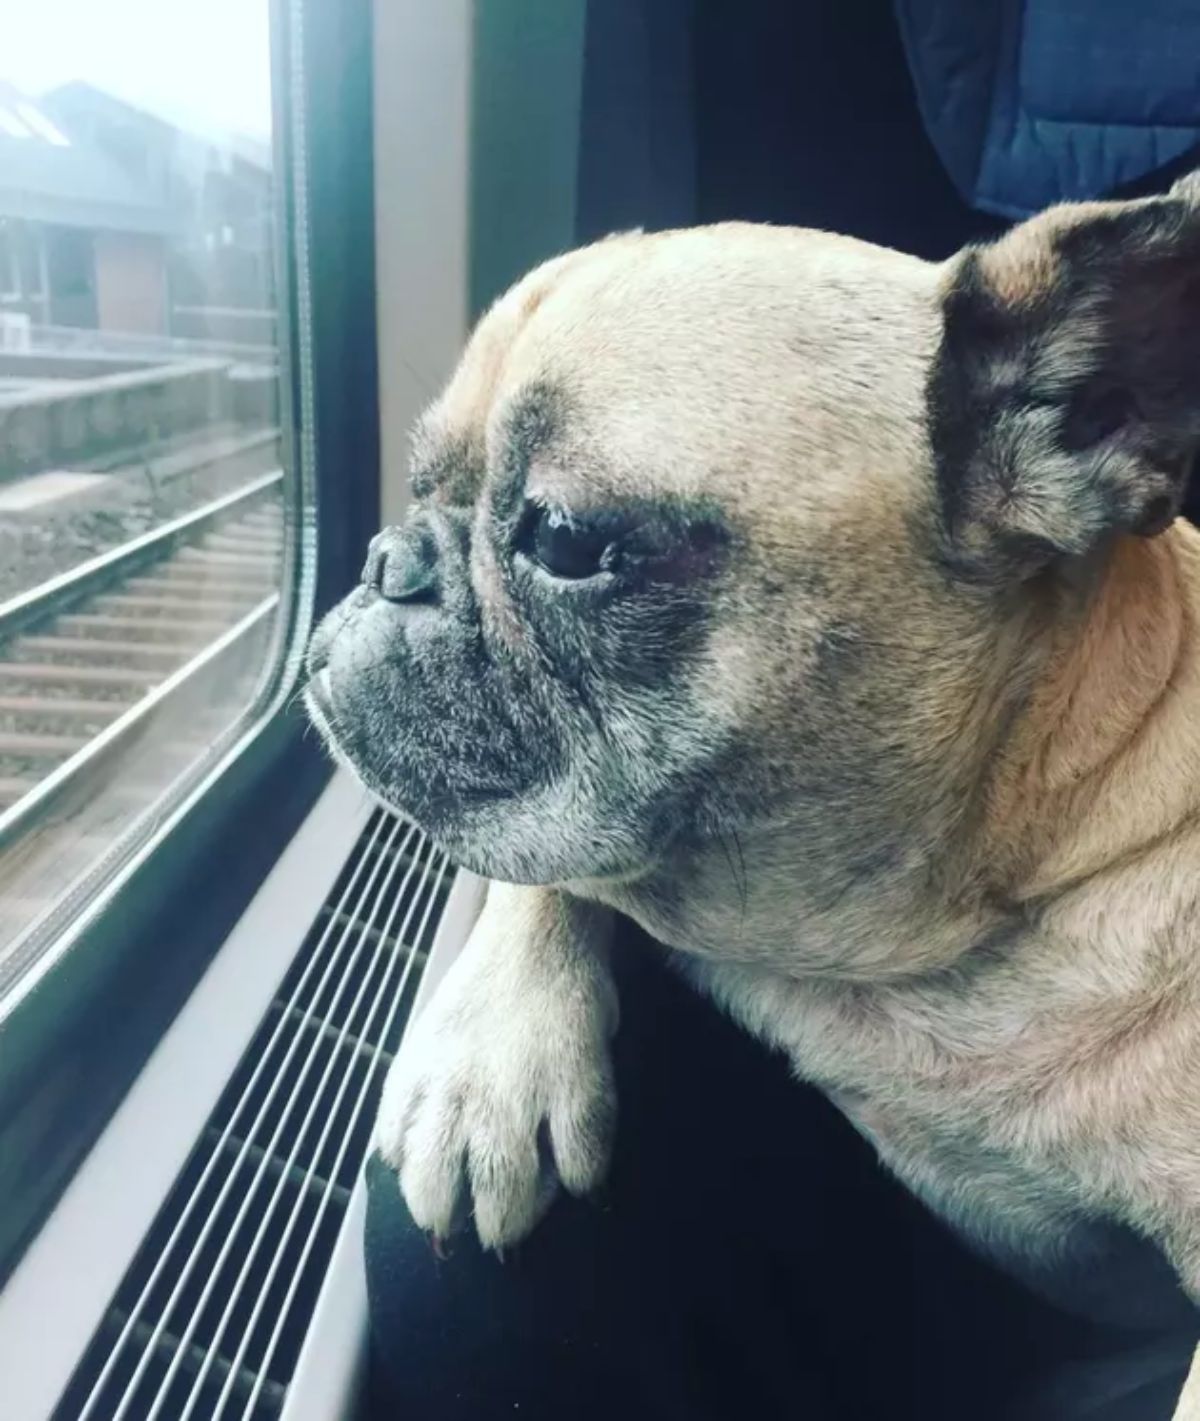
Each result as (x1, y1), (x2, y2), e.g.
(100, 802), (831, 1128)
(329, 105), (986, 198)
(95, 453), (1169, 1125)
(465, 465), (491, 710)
(984, 524), (1200, 903)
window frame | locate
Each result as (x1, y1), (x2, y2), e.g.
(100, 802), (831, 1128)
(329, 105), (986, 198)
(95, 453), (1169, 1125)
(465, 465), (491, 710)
(0, 0), (381, 1283)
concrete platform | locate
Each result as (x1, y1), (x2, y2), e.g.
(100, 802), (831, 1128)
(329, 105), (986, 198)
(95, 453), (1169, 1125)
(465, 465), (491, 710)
(0, 470), (112, 513)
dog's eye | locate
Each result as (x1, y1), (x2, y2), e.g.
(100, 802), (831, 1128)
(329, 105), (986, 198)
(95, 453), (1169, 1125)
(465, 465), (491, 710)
(522, 506), (616, 580)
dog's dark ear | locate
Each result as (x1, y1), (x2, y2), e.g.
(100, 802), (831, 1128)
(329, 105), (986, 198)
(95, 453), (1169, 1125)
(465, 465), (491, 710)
(929, 172), (1200, 579)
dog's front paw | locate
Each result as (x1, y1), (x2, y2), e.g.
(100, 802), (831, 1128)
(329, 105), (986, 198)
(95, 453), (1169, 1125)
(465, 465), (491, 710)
(374, 884), (617, 1250)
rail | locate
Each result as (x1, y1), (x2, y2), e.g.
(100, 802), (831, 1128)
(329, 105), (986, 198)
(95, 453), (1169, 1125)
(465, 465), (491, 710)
(0, 597), (279, 851)
(0, 470), (283, 643)
(0, 470), (286, 845)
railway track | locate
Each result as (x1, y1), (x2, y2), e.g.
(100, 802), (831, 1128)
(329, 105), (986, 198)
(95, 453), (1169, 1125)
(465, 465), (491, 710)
(0, 471), (285, 824)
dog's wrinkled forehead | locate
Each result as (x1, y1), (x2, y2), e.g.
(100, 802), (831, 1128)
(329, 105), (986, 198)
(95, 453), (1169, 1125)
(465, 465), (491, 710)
(409, 225), (942, 524)
(407, 240), (615, 509)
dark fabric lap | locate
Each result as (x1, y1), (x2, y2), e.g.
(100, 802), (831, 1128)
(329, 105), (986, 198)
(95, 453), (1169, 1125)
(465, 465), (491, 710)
(364, 926), (1196, 1420)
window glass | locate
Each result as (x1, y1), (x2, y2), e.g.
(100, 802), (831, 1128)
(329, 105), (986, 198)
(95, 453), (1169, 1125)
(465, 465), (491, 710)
(0, 0), (295, 1000)
(0, 222), (18, 299)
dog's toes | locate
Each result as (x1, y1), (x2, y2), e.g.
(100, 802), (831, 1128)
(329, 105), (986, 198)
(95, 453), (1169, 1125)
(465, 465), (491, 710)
(468, 1133), (551, 1251)
(549, 1076), (616, 1198)
(398, 1106), (468, 1240)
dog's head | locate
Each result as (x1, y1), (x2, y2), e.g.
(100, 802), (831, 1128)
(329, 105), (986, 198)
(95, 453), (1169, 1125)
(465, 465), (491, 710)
(308, 183), (1200, 960)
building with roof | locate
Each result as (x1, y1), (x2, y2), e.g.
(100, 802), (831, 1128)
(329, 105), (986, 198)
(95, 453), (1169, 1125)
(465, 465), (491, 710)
(0, 82), (274, 344)
(0, 83), (177, 333)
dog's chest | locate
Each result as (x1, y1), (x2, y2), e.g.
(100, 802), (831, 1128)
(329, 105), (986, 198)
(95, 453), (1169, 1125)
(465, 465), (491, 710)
(822, 1080), (1084, 1256)
(684, 956), (1109, 1259)
(821, 1078), (1194, 1326)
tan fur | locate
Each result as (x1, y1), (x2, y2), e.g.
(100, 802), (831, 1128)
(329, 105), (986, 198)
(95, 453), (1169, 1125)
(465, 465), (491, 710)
(983, 530), (1196, 893)
(309, 192), (1200, 1409)
(977, 193), (1174, 312)
(979, 222), (1065, 309)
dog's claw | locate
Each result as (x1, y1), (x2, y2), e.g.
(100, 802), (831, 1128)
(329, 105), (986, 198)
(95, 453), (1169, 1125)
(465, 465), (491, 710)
(430, 1234), (450, 1260)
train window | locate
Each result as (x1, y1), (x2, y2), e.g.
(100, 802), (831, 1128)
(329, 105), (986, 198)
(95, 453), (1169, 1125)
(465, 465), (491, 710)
(0, 0), (297, 1005)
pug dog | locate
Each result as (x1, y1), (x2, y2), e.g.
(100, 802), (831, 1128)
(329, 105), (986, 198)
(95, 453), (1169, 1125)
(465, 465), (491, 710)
(306, 177), (1200, 1352)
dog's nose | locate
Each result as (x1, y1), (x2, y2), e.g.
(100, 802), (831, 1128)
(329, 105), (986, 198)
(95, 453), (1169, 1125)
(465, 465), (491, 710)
(361, 521), (439, 604)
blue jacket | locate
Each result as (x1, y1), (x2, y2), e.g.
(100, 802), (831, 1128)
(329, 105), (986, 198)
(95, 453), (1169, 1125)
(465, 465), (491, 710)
(894, 0), (1200, 217)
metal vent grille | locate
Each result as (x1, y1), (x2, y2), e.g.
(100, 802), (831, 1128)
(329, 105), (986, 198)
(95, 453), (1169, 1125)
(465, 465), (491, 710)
(55, 810), (452, 1421)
